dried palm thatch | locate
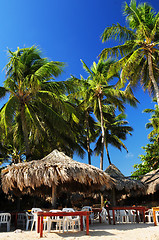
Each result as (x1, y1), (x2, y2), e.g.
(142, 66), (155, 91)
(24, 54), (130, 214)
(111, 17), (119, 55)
(105, 164), (146, 197)
(141, 169), (159, 195)
(1, 150), (113, 198)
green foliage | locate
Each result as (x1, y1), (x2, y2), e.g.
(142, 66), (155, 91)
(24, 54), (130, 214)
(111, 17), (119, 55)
(94, 111), (133, 156)
(70, 59), (136, 168)
(132, 137), (159, 177)
(100, 0), (159, 105)
(0, 46), (86, 163)
(132, 100), (159, 177)
(144, 102), (159, 138)
(101, 23), (135, 43)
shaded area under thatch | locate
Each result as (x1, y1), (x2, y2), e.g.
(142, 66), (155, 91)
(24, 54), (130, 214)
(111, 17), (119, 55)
(1, 149), (113, 198)
(141, 169), (159, 195)
(104, 164), (146, 205)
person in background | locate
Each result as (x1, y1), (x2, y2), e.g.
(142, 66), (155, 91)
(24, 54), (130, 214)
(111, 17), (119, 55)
(104, 199), (109, 208)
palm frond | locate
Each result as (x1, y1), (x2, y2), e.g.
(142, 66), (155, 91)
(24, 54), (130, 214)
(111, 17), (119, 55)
(0, 96), (19, 133)
(0, 87), (8, 99)
(35, 61), (65, 80)
(101, 23), (135, 43)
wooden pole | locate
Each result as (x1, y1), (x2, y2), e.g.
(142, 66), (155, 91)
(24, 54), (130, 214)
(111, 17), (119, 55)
(52, 183), (57, 208)
(101, 194), (104, 208)
(111, 186), (116, 206)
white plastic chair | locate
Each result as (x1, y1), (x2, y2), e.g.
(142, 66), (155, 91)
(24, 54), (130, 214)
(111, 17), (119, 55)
(26, 212), (34, 230)
(17, 213), (26, 228)
(116, 210), (129, 223)
(31, 208), (47, 231)
(47, 210), (64, 232)
(82, 206), (94, 224)
(0, 213), (11, 232)
(62, 208), (80, 231)
(145, 209), (153, 223)
(155, 211), (159, 224)
(130, 210), (141, 223)
(31, 208), (43, 214)
(126, 210), (136, 223)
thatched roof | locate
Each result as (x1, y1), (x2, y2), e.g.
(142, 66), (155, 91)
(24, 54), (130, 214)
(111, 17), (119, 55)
(141, 169), (159, 195)
(1, 149), (113, 197)
(105, 164), (146, 194)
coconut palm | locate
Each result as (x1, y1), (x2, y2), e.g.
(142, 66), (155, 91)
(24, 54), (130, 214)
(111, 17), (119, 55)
(67, 75), (98, 165)
(80, 59), (137, 169)
(0, 46), (68, 161)
(94, 111), (133, 166)
(100, 0), (159, 106)
(77, 106), (97, 165)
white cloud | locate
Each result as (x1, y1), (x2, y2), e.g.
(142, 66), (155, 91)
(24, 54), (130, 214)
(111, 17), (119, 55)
(125, 152), (134, 158)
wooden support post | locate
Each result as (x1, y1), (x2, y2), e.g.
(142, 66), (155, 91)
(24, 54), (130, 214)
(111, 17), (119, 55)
(80, 216), (83, 231)
(153, 208), (157, 226)
(86, 214), (89, 235)
(101, 194), (104, 208)
(112, 210), (115, 225)
(52, 183), (57, 208)
(143, 209), (146, 223)
(40, 217), (43, 238)
(111, 186), (116, 206)
(37, 216), (40, 233)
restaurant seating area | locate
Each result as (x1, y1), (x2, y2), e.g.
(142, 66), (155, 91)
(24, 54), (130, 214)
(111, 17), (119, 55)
(0, 205), (157, 236)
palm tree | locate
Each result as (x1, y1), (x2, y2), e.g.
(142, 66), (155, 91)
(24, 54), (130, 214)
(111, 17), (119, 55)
(0, 46), (66, 161)
(94, 111), (133, 166)
(67, 75), (98, 165)
(100, 0), (159, 106)
(144, 99), (159, 139)
(80, 59), (137, 170)
(78, 106), (97, 165)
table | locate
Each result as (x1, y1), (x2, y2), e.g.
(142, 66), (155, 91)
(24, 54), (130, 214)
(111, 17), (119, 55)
(152, 207), (159, 226)
(106, 206), (147, 225)
(37, 211), (91, 238)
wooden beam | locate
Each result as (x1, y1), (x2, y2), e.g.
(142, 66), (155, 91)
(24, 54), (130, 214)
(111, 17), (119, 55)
(52, 183), (57, 208)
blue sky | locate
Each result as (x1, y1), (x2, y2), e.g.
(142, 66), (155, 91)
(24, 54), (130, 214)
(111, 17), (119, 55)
(0, 0), (158, 175)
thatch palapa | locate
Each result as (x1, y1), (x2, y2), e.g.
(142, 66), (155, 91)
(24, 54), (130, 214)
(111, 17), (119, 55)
(105, 164), (146, 205)
(105, 164), (145, 193)
(1, 150), (113, 203)
(141, 169), (159, 195)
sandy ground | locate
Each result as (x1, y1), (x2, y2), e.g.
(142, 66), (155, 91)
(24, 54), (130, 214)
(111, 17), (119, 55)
(1, 223), (159, 240)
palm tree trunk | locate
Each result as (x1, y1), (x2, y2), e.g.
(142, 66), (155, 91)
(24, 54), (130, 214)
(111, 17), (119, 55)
(86, 111), (91, 165)
(21, 104), (31, 161)
(148, 52), (159, 106)
(104, 141), (112, 165)
(98, 96), (105, 170)
(98, 96), (105, 208)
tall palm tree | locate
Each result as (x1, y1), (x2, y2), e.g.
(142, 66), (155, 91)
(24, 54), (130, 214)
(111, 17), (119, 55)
(78, 106), (97, 165)
(100, 0), (159, 105)
(67, 75), (96, 167)
(67, 75), (98, 165)
(80, 59), (137, 169)
(0, 46), (66, 161)
(94, 111), (133, 166)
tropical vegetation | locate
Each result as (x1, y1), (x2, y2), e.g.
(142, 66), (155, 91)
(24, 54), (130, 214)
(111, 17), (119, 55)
(0, 46), (84, 163)
(132, 136), (159, 177)
(132, 100), (159, 177)
(100, 0), (159, 106)
(69, 59), (136, 169)
(0, 0), (159, 179)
